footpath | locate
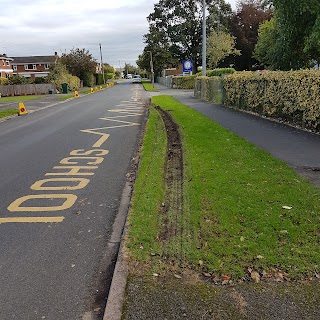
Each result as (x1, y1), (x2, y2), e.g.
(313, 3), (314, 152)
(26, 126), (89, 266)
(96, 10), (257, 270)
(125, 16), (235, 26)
(104, 84), (320, 320)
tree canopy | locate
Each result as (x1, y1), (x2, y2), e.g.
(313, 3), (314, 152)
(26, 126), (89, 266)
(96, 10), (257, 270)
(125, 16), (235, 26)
(255, 0), (320, 69)
(60, 48), (96, 80)
(143, 0), (232, 75)
(207, 30), (241, 68)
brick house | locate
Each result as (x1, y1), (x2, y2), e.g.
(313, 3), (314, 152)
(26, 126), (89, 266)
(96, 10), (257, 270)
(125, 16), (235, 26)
(10, 53), (59, 80)
(0, 54), (14, 78)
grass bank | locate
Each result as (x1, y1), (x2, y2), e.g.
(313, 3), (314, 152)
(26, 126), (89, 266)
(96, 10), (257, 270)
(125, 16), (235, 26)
(142, 80), (158, 92)
(127, 95), (320, 282)
(0, 109), (17, 118)
(0, 95), (42, 103)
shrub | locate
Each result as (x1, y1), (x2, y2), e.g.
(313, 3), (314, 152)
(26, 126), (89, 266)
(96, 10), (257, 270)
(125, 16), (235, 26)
(194, 76), (224, 104)
(32, 77), (48, 84)
(8, 74), (29, 85)
(0, 77), (8, 85)
(223, 70), (320, 132)
(172, 75), (197, 89)
(196, 68), (236, 77)
(82, 71), (94, 87)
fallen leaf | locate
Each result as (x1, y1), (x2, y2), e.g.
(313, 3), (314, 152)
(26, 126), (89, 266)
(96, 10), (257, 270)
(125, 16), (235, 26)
(240, 236), (245, 242)
(152, 273), (159, 277)
(203, 272), (211, 278)
(257, 255), (264, 259)
(222, 274), (231, 281)
(174, 274), (182, 279)
(198, 260), (204, 266)
(251, 271), (260, 283)
(282, 206), (292, 210)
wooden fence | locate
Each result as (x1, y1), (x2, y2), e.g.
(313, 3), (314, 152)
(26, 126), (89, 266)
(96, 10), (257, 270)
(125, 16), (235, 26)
(0, 84), (56, 97)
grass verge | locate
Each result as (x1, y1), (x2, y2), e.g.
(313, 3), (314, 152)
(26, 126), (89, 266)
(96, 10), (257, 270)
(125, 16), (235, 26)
(0, 109), (17, 118)
(0, 95), (42, 103)
(127, 95), (320, 281)
(142, 80), (158, 92)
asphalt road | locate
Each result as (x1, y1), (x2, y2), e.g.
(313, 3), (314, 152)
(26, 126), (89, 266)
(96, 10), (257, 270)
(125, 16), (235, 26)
(0, 81), (147, 320)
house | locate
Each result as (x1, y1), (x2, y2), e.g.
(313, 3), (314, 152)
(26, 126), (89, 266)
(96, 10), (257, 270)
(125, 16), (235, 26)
(163, 62), (184, 77)
(10, 53), (59, 80)
(0, 54), (14, 78)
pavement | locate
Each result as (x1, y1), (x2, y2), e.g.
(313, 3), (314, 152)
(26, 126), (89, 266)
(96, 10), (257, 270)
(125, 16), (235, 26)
(104, 83), (320, 320)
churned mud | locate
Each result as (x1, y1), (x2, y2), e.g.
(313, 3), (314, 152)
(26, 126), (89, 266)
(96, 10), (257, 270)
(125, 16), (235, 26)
(155, 106), (184, 242)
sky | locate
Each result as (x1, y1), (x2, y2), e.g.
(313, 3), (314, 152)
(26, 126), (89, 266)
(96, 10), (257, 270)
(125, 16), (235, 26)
(1, 0), (237, 68)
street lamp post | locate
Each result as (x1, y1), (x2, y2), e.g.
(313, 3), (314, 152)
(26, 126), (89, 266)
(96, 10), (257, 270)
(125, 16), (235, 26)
(202, 0), (207, 76)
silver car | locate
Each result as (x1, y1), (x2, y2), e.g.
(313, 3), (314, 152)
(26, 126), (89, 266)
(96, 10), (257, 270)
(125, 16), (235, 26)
(132, 75), (142, 83)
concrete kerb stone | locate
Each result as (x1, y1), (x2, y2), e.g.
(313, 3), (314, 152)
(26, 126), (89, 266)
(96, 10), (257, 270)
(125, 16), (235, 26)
(103, 182), (131, 320)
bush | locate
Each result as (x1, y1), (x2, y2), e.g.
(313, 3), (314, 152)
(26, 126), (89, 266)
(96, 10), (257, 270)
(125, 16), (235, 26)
(196, 68), (236, 77)
(82, 72), (94, 87)
(0, 77), (8, 85)
(8, 74), (29, 85)
(172, 75), (197, 89)
(194, 76), (224, 104)
(32, 77), (48, 84)
(223, 70), (320, 132)
(206, 68), (236, 77)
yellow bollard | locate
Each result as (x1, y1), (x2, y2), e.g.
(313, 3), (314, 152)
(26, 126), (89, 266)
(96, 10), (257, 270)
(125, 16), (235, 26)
(74, 91), (79, 98)
(100, 86), (103, 90)
(90, 88), (94, 93)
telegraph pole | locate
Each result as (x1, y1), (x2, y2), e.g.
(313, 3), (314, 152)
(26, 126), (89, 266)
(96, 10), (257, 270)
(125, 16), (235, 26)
(149, 51), (154, 87)
(99, 43), (106, 84)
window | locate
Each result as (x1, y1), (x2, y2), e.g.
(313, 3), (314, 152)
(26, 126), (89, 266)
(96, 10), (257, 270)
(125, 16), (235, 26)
(25, 64), (36, 70)
(6, 61), (10, 66)
(13, 65), (17, 71)
(2, 60), (4, 66)
(44, 64), (49, 69)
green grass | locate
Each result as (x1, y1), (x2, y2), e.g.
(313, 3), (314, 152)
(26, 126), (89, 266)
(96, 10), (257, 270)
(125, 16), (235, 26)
(142, 80), (158, 92)
(127, 95), (320, 280)
(0, 109), (17, 118)
(0, 95), (42, 103)
(57, 94), (75, 101)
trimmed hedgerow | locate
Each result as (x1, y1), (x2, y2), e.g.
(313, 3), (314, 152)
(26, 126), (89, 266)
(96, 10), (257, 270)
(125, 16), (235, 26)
(223, 70), (320, 132)
(194, 76), (224, 104)
(172, 75), (197, 89)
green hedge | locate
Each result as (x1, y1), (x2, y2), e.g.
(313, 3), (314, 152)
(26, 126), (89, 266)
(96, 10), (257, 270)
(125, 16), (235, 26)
(95, 73), (115, 85)
(194, 76), (224, 104)
(172, 75), (197, 89)
(223, 70), (320, 132)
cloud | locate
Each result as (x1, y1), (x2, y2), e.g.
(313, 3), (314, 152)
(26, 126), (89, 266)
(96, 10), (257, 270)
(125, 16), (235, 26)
(1, 0), (236, 67)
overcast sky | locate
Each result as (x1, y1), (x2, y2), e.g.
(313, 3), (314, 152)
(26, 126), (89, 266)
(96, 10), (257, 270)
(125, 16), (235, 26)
(1, 0), (237, 68)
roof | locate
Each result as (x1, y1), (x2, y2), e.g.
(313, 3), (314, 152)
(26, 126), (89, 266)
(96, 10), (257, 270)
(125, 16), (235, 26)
(0, 55), (13, 61)
(10, 55), (58, 64)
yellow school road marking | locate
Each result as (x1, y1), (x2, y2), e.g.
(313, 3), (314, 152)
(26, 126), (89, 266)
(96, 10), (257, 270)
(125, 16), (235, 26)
(79, 130), (110, 148)
(8, 194), (77, 212)
(0, 217), (65, 224)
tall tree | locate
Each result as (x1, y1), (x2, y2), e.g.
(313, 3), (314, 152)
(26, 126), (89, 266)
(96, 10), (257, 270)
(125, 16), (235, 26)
(272, 0), (320, 69)
(145, 0), (232, 72)
(60, 48), (96, 80)
(230, 0), (272, 70)
(207, 31), (241, 68)
(137, 25), (176, 77)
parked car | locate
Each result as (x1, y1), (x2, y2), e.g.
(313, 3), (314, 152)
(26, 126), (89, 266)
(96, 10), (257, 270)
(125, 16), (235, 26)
(132, 75), (142, 83)
(125, 74), (132, 79)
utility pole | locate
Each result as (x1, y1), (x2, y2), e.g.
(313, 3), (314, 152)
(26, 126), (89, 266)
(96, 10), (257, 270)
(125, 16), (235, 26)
(149, 51), (154, 87)
(99, 43), (106, 84)
(202, 0), (207, 76)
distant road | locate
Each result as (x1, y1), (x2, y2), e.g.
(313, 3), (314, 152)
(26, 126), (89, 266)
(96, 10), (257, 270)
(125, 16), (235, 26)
(0, 82), (146, 319)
